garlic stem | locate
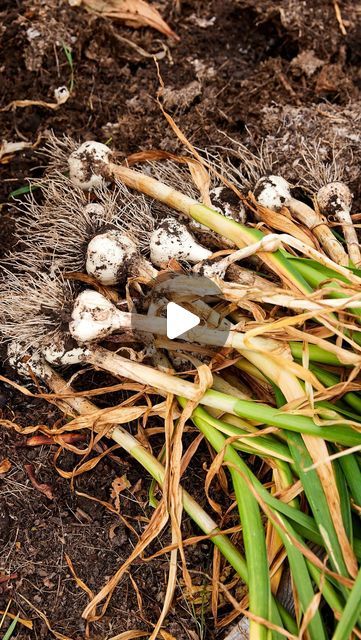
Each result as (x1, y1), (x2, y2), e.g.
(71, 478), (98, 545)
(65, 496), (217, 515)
(194, 234), (280, 277)
(275, 233), (361, 286)
(69, 289), (288, 356)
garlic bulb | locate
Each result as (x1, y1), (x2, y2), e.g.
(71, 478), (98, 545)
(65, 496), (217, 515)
(254, 175), (291, 212)
(210, 185), (247, 223)
(7, 341), (46, 379)
(150, 218), (212, 266)
(254, 175), (348, 265)
(68, 141), (112, 190)
(317, 181), (360, 266)
(69, 290), (127, 343)
(317, 181), (353, 215)
(86, 231), (138, 285)
(83, 202), (107, 217)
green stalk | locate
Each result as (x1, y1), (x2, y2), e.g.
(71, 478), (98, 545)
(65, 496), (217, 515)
(198, 409), (298, 509)
(184, 401), (361, 554)
(289, 257), (361, 340)
(125, 417), (293, 638)
(177, 403), (272, 639)
(332, 565), (361, 640)
(337, 454), (361, 509)
(290, 342), (343, 366)
(334, 460), (353, 543)
(86, 348), (361, 447)
(194, 410), (293, 462)
(287, 432), (350, 578)
(232, 414), (354, 582)
(110, 163), (311, 293)
(180, 401), (347, 635)
(228, 395), (361, 447)
(276, 515), (327, 640)
(230, 467), (271, 640)
(111, 426), (250, 581)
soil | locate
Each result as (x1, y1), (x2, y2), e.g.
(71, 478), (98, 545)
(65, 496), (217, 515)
(0, 0), (360, 638)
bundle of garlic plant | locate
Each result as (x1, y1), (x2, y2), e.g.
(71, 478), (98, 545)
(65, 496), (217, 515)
(1, 135), (361, 640)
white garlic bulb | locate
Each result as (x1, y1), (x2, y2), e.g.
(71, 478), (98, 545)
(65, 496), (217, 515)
(317, 181), (360, 266)
(69, 290), (126, 343)
(254, 175), (291, 211)
(210, 185), (247, 223)
(68, 141), (112, 190)
(317, 182), (353, 216)
(86, 231), (138, 285)
(150, 218), (212, 266)
(43, 337), (87, 366)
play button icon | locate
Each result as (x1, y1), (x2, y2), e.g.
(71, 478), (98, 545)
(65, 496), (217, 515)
(166, 302), (200, 340)
(130, 272), (229, 358)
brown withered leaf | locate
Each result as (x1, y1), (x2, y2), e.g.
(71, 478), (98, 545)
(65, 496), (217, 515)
(26, 433), (86, 447)
(78, 0), (179, 40)
(65, 553), (94, 600)
(24, 463), (54, 500)
(111, 474), (131, 512)
(107, 631), (148, 639)
(0, 458), (11, 474)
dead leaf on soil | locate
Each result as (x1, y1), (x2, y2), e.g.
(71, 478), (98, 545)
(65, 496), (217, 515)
(26, 433), (86, 447)
(72, 0), (179, 40)
(82, 500), (169, 621)
(0, 458), (11, 474)
(18, 594), (74, 640)
(0, 573), (17, 584)
(111, 474), (131, 511)
(0, 609), (32, 630)
(24, 463), (54, 500)
(108, 631), (149, 639)
(65, 553), (94, 601)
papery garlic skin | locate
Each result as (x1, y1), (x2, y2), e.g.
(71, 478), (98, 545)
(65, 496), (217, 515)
(86, 231), (138, 285)
(254, 175), (291, 211)
(69, 290), (125, 343)
(150, 218), (212, 266)
(68, 141), (112, 190)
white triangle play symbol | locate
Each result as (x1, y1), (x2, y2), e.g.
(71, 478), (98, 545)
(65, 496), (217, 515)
(166, 302), (200, 340)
